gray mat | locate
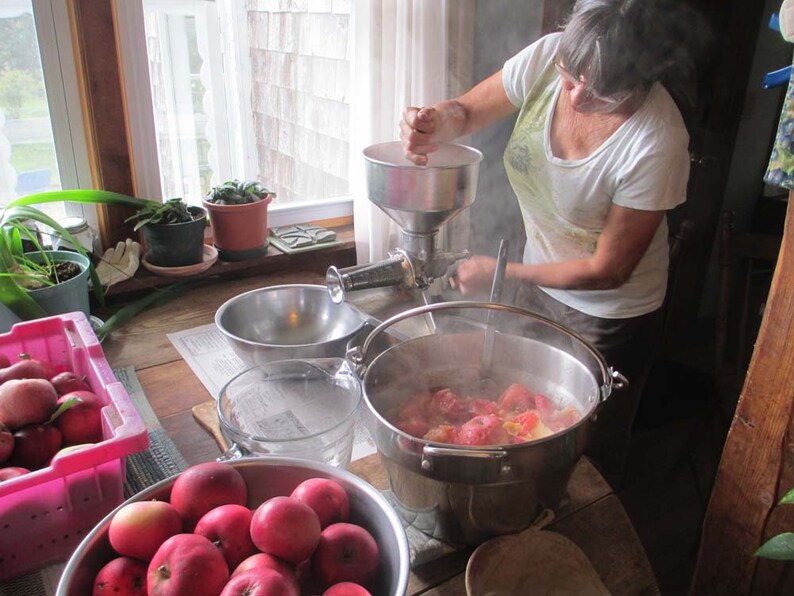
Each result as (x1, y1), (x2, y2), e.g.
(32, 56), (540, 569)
(0, 366), (188, 596)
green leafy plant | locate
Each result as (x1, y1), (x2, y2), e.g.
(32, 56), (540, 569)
(124, 197), (197, 231)
(755, 488), (794, 560)
(205, 179), (275, 205)
(1, 190), (152, 321)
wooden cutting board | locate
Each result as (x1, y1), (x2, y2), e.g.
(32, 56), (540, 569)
(191, 399), (229, 452)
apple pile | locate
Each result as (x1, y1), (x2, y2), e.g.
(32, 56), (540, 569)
(92, 462), (382, 596)
(0, 352), (105, 481)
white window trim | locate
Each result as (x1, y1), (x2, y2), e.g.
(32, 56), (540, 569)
(31, 0), (94, 222)
(113, 0), (162, 201)
(115, 0), (354, 227)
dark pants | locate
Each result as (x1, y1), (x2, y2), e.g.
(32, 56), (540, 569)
(512, 283), (663, 487)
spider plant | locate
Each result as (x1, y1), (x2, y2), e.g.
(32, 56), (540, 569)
(1, 190), (153, 321)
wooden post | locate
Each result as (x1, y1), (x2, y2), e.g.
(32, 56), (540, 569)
(68, 0), (137, 249)
(691, 191), (794, 594)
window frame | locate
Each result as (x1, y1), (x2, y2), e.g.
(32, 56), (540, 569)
(2, 0), (94, 222)
(114, 0), (353, 226)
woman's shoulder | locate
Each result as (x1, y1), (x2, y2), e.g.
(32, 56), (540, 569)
(628, 84), (690, 148)
(506, 32), (562, 71)
(503, 33), (561, 107)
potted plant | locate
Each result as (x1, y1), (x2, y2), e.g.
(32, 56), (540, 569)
(124, 197), (207, 268)
(0, 190), (191, 332)
(0, 204), (99, 331)
(202, 180), (274, 261)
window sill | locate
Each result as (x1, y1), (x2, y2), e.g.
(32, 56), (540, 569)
(101, 224), (355, 303)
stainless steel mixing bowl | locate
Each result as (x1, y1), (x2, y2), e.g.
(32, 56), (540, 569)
(216, 284), (367, 364)
(56, 457), (410, 596)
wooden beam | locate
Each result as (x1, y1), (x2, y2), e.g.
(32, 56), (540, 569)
(691, 191), (794, 594)
(68, 0), (137, 248)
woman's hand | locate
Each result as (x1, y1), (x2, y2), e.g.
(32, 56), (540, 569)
(400, 107), (440, 165)
(455, 256), (498, 295)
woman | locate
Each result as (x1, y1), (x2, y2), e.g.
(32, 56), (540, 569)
(400, 0), (700, 485)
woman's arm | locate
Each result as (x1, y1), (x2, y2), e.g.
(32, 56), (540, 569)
(400, 71), (517, 165)
(456, 204), (665, 293)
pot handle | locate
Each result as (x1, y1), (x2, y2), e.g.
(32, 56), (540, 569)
(347, 300), (615, 393)
(421, 444), (511, 475)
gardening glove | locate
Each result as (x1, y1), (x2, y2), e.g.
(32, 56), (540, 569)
(95, 239), (141, 287)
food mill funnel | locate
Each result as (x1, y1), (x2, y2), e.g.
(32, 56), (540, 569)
(326, 142), (482, 303)
(362, 142), (482, 235)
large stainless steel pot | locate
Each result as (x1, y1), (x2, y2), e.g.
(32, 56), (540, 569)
(347, 301), (627, 546)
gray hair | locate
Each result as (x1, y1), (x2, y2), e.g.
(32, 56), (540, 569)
(557, 0), (709, 110)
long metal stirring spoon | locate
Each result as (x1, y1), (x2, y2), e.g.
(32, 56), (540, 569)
(479, 239), (508, 388)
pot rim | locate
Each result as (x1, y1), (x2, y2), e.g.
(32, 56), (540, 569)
(143, 205), (207, 228)
(201, 194), (273, 209)
(354, 300), (618, 451)
(363, 141), (483, 169)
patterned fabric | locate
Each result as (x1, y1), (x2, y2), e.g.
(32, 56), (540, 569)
(765, 53), (794, 189)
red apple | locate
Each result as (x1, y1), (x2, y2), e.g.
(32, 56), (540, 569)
(194, 504), (256, 570)
(220, 568), (299, 596)
(148, 533), (229, 595)
(250, 496), (321, 564)
(54, 390), (105, 445)
(169, 462), (247, 529)
(12, 424), (62, 469)
(0, 422), (13, 464)
(0, 466), (29, 481)
(233, 553), (299, 593)
(52, 443), (94, 460)
(0, 378), (58, 430)
(312, 523), (379, 588)
(50, 371), (92, 396)
(290, 478), (350, 528)
(109, 500), (183, 561)
(323, 582), (373, 596)
(93, 556), (148, 595)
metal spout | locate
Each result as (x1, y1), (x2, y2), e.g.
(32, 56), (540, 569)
(326, 254), (415, 304)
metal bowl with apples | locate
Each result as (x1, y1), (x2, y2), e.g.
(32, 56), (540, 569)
(56, 457), (410, 595)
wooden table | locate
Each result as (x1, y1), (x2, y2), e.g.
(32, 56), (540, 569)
(102, 268), (659, 595)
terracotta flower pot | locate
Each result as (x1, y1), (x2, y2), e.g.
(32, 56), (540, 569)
(202, 195), (273, 261)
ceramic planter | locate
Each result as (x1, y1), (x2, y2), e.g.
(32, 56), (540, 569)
(202, 195), (273, 261)
(0, 250), (91, 333)
(142, 206), (207, 268)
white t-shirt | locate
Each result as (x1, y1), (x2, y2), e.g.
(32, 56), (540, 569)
(501, 33), (690, 319)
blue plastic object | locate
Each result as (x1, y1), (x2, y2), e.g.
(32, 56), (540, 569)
(770, 12), (781, 32)
(763, 65), (792, 89)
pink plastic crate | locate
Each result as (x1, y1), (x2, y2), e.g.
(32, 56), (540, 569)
(0, 312), (149, 581)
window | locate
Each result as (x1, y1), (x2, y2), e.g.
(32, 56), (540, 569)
(118, 0), (353, 226)
(0, 0), (91, 224)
